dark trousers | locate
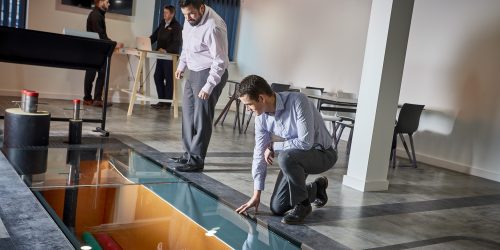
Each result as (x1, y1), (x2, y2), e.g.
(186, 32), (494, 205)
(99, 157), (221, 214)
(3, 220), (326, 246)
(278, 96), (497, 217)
(153, 59), (173, 104)
(84, 68), (105, 101)
(181, 68), (228, 167)
(270, 147), (337, 215)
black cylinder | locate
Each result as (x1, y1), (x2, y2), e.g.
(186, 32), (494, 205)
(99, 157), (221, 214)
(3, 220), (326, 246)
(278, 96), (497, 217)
(2, 147), (48, 176)
(68, 120), (82, 145)
(3, 108), (50, 147)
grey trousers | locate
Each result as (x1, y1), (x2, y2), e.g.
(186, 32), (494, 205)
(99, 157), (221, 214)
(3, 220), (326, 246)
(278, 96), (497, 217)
(181, 68), (228, 167)
(270, 146), (337, 215)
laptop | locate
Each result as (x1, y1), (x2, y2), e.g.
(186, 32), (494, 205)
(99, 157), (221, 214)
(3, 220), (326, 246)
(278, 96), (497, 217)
(63, 28), (99, 39)
(136, 36), (152, 51)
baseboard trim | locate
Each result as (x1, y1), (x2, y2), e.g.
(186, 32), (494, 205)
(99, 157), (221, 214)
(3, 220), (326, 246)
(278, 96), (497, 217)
(396, 149), (500, 182)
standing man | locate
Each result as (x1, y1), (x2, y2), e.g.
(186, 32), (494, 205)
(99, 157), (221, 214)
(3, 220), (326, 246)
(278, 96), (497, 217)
(169, 0), (229, 172)
(83, 0), (123, 107)
(235, 75), (337, 224)
(150, 5), (182, 110)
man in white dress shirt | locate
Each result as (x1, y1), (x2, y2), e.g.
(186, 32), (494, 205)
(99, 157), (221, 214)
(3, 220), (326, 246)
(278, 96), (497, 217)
(170, 0), (229, 172)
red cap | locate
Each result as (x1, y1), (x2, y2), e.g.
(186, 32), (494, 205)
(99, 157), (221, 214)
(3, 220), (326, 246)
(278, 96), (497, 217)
(73, 99), (81, 104)
(25, 91), (38, 97)
(22, 89), (34, 94)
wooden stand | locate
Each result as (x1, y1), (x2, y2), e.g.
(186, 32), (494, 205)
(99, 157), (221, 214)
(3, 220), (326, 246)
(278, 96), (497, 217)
(118, 48), (179, 118)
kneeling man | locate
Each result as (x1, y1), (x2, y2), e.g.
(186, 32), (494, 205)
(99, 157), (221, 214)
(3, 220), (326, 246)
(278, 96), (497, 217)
(235, 75), (337, 224)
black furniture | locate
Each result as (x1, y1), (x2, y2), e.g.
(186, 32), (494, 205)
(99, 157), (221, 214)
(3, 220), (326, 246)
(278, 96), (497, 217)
(0, 26), (116, 136)
(305, 86), (324, 93)
(390, 103), (425, 168)
(332, 92), (357, 155)
(213, 80), (244, 133)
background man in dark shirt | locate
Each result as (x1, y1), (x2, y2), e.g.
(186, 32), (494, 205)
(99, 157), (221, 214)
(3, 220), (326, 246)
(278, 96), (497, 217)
(149, 5), (182, 109)
(83, 0), (123, 107)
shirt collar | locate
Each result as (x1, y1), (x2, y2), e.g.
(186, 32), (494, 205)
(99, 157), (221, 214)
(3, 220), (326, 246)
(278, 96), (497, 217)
(273, 92), (285, 115)
(197, 5), (210, 27)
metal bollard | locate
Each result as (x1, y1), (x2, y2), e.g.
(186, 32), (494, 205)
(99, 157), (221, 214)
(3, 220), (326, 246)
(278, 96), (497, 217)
(72, 99), (81, 120)
(68, 99), (82, 145)
(23, 90), (38, 113)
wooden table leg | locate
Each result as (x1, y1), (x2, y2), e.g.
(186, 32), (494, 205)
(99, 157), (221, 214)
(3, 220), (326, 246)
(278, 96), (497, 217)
(127, 51), (146, 116)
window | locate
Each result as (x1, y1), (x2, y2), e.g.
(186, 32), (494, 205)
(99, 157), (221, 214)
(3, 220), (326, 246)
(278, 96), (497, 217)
(1, 0), (27, 28)
(154, 0), (240, 61)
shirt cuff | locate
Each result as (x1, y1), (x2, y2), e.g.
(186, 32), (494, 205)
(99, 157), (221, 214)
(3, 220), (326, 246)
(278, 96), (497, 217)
(273, 141), (285, 151)
(201, 83), (215, 95)
(177, 61), (187, 72)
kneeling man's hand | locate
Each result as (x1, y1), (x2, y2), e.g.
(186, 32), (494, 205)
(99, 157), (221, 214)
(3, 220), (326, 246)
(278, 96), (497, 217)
(236, 191), (261, 214)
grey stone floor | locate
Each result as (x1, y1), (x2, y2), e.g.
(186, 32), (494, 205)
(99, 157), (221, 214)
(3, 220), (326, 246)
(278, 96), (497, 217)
(2, 99), (500, 249)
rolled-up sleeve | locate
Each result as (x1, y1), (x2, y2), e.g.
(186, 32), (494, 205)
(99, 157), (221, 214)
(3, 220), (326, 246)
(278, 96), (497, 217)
(252, 116), (270, 191)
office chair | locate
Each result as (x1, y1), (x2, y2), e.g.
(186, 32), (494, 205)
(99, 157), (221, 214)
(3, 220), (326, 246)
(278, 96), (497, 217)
(390, 103), (425, 168)
(332, 91), (357, 155)
(305, 86), (324, 93)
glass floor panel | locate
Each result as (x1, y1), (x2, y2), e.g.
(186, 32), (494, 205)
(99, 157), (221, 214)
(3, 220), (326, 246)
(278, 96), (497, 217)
(2, 143), (300, 250)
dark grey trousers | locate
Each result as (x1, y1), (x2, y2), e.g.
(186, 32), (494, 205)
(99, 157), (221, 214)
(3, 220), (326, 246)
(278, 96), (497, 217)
(270, 147), (337, 215)
(181, 68), (228, 167)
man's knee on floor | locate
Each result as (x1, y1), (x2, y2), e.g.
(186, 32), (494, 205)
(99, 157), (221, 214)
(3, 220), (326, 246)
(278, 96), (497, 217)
(270, 200), (288, 216)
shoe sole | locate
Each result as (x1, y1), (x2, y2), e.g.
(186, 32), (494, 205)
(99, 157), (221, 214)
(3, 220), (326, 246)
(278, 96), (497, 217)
(313, 176), (328, 208)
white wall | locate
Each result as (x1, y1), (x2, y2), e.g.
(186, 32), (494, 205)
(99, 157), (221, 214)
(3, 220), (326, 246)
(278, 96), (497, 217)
(0, 0), (156, 102)
(235, 0), (372, 93)
(400, 0), (500, 181)
(234, 0), (500, 182)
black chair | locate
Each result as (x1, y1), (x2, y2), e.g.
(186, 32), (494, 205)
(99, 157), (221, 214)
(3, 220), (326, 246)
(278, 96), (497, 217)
(390, 103), (425, 168)
(242, 83), (291, 133)
(332, 91), (357, 155)
(214, 80), (243, 134)
(305, 86), (324, 93)
(270, 83), (291, 92)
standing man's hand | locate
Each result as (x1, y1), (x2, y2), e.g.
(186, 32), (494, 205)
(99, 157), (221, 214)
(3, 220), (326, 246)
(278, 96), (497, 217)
(116, 42), (124, 48)
(175, 70), (184, 79)
(198, 90), (209, 100)
(236, 191), (261, 214)
(158, 48), (166, 53)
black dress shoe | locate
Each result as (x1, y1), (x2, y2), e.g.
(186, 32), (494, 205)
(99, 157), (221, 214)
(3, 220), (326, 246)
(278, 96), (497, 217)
(281, 203), (312, 224)
(168, 157), (188, 164)
(175, 164), (204, 172)
(312, 176), (328, 208)
(151, 103), (162, 109)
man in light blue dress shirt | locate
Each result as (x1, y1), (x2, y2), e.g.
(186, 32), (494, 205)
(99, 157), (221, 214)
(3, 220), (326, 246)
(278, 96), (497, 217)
(235, 75), (338, 224)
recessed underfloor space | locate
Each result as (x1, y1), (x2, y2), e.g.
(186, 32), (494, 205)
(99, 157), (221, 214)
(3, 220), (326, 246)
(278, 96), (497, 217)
(1, 97), (500, 249)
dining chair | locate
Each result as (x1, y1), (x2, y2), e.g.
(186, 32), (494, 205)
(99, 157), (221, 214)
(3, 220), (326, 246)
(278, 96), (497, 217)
(214, 80), (243, 133)
(390, 103), (425, 168)
(242, 83), (291, 133)
(305, 86), (325, 93)
(332, 91), (357, 155)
